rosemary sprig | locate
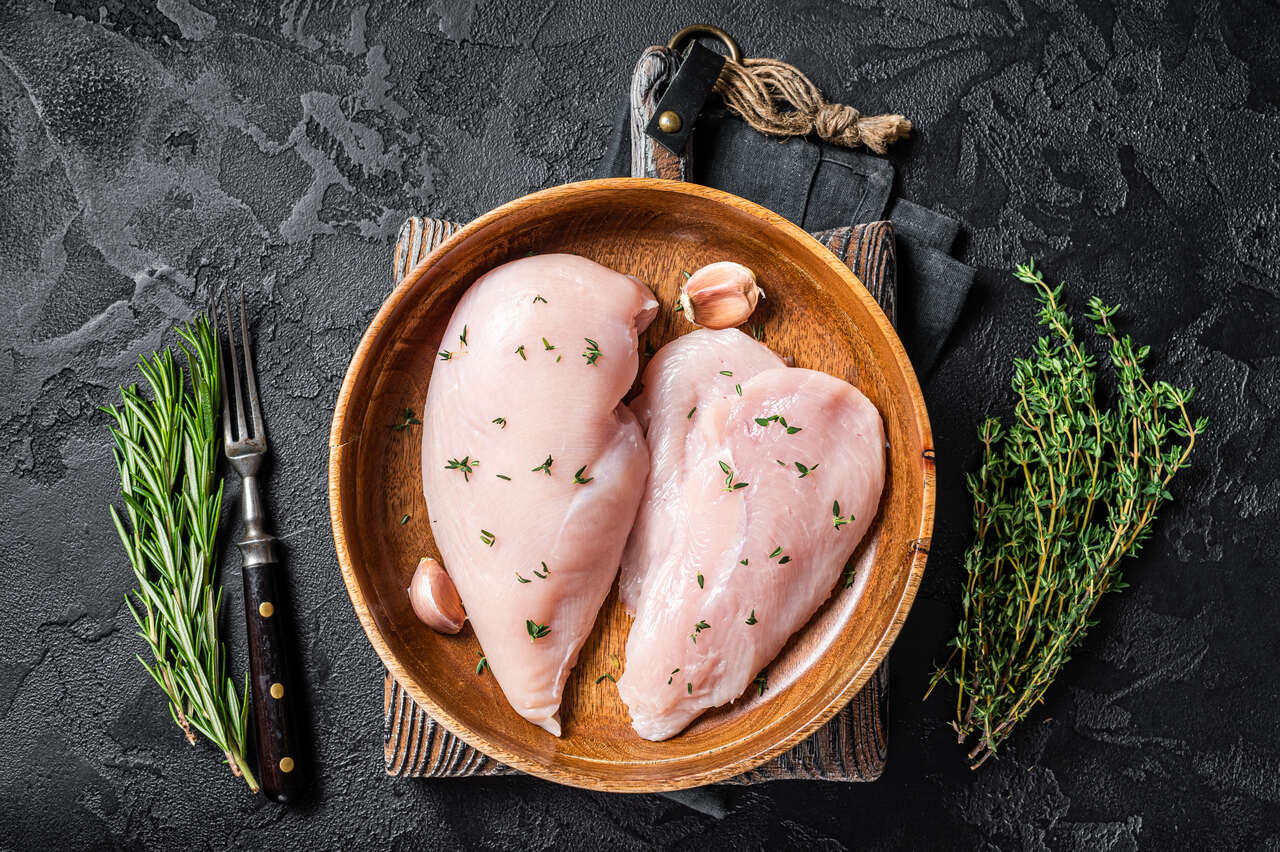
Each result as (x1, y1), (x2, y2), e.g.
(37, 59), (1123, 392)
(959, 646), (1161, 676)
(926, 261), (1203, 769)
(105, 316), (257, 792)
(439, 350), (453, 361)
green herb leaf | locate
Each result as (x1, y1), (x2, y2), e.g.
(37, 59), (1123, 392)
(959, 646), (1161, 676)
(515, 572), (531, 584)
(526, 620), (550, 642)
(746, 610), (757, 625)
(542, 337), (555, 351)
(400, 514), (409, 525)
(492, 416), (506, 428)
(459, 324), (468, 347)
(595, 672), (616, 684)
(754, 675), (767, 696)
(532, 455), (553, 476)
(480, 529), (495, 547)
(533, 294), (547, 304)
(496, 474), (511, 481)
(687, 407), (697, 419)
(696, 573), (704, 589)
(515, 344), (526, 360)
(573, 465), (593, 485)
(444, 456), (478, 481)
(476, 653), (489, 675)
(719, 370), (733, 376)
(582, 338), (601, 366)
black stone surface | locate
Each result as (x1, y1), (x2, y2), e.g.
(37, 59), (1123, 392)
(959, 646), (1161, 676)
(1, 1), (1277, 848)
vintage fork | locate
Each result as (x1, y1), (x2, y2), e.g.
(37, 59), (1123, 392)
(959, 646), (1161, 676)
(215, 288), (306, 803)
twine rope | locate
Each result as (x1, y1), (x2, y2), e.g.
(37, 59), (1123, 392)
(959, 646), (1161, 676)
(713, 57), (911, 153)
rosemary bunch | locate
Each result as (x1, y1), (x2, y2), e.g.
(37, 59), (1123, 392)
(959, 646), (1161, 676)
(927, 261), (1205, 769)
(105, 316), (257, 791)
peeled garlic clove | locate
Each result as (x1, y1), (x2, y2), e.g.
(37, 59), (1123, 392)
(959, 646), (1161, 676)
(408, 557), (466, 634)
(679, 261), (763, 329)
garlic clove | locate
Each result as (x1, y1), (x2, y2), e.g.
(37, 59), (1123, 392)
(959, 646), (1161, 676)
(408, 556), (466, 634)
(679, 261), (763, 329)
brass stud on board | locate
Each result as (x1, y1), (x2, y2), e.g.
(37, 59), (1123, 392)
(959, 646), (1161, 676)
(657, 110), (682, 133)
(279, 756), (295, 773)
(270, 683), (285, 699)
(259, 601), (275, 617)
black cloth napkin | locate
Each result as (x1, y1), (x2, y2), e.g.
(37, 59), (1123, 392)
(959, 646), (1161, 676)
(597, 104), (973, 375)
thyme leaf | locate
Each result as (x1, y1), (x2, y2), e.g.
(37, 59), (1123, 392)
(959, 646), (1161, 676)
(526, 620), (550, 642)
(531, 455), (553, 476)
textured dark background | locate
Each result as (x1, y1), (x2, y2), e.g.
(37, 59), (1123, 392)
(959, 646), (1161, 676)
(1, 0), (1277, 848)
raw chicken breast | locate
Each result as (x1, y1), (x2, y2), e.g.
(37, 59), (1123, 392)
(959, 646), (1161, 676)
(617, 329), (885, 741)
(619, 329), (786, 611)
(421, 254), (658, 736)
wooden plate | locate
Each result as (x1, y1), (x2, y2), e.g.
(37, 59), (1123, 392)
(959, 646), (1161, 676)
(329, 178), (933, 792)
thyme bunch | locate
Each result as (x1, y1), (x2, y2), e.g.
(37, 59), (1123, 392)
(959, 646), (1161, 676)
(105, 316), (257, 791)
(927, 262), (1204, 769)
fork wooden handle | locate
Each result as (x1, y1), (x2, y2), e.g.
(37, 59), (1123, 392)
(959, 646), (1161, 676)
(240, 547), (307, 803)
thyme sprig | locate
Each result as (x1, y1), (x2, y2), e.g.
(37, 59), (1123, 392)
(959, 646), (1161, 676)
(582, 338), (601, 366)
(926, 261), (1204, 769)
(532, 455), (553, 476)
(105, 316), (257, 791)
(719, 460), (749, 491)
(444, 456), (478, 481)
(526, 620), (551, 641)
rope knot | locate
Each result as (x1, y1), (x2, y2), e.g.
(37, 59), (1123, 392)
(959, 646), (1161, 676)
(713, 56), (911, 153)
(814, 103), (862, 140)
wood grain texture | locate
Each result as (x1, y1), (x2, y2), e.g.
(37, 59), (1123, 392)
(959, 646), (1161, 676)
(383, 218), (899, 783)
(630, 47), (687, 181)
(330, 179), (933, 791)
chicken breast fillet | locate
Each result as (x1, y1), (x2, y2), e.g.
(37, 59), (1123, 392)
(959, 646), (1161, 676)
(617, 328), (885, 741)
(421, 254), (658, 736)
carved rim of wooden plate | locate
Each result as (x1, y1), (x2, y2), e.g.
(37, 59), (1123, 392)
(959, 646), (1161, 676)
(329, 178), (934, 791)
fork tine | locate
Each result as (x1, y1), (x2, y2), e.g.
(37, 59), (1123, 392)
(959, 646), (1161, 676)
(224, 291), (247, 441)
(211, 289), (234, 446)
(239, 283), (266, 442)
